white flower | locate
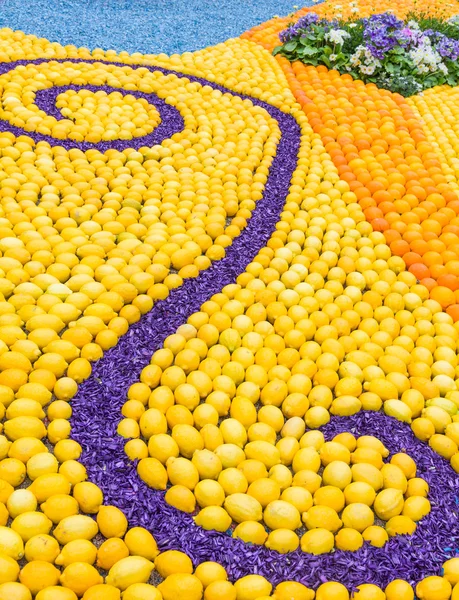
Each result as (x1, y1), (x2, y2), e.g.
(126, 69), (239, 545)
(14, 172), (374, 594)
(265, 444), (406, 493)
(330, 53), (338, 61)
(348, 23), (357, 28)
(351, 7), (359, 12)
(325, 29), (350, 44)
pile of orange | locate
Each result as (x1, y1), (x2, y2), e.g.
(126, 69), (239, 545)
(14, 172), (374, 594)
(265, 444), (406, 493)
(242, 0), (459, 318)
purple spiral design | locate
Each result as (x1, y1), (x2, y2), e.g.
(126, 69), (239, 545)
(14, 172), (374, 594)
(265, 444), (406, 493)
(1, 58), (454, 591)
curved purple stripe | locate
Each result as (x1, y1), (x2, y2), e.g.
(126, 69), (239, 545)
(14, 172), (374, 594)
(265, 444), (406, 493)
(32, 84), (184, 152)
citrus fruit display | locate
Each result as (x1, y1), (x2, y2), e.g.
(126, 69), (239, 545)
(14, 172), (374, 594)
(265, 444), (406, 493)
(1, 0), (459, 597)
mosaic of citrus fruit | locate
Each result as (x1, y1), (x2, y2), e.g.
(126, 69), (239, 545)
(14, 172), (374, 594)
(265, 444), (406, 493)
(0, 0), (459, 598)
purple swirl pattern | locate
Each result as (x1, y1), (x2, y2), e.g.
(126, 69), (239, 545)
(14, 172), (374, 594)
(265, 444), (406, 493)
(1, 57), (455, 591)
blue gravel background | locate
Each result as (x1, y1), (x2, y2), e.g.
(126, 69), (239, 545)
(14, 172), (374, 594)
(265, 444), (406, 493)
(0, 0), (317, 55)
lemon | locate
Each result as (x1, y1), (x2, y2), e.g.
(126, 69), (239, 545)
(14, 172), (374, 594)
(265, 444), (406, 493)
(300, 529), (334, 555)
(322, 461), (352, 490)
(0, 458), (25, 486)
(292, 470), (322, 494)
(316, 582), (349, 600)
(319, 442), (351, 466)
(82, 584), (121, 599)
(72, 482), (103, 514)
(220, 419), (247, 448)
(362, 525), (388, 547)
(386, 515), (416, 536)
(218, 468), (248, 495)
(390, 453), (416, 479)
(233, 575), (272, 600)
(155, 550), (193, 578)
(402, 496), (431, 521)
(269, 464), (293, 491)
(303, 505), (342, 532)
(224, 493), (263, 523)
(19, 561), (60, 595)
(353, 584), (385, 599)
(11, 511), (52, 542)
(158, 574), (203, 600)
(40, 494), (79, 524)
(0, 527), (24, 559)
(24, 534), (59, 563)
(244, 441), (280, 469)
(341, 503), (374, 532)
(274, 581), (315, 600)
(330, 396), (362, 416)
(97, 538), (130, 570)
(281, 486), (313, 513)
(195, 480), (225, 508)
(373, 489), (404, 520)
(8, 438), (47, 462)
(313, 486), (345, 512)
(265, 528), (299, 553)
(406, 478), (429, 498)
(0, 553), (19, 584)
(416, 576), (451, 600)
(122, 583), (162, 599)
(53, 515), (99, 544)
(232, 521), (267, 545)
(443, 558), (459, 586)
(0, 582), (32, 600)
(385, 579), (414, 600)
(343, 482), (376, 506)
(0, 480), (13, 504)
(292, 447), (321, 473)
(36, 588), (78, 600)
(430, 434), (458, 459)
(238, 460), (268, 484)
(335, 527), (363, 552)
(97, 505), (128, 538)
(28, 473), (71, 502)
(167, 457), (199, 490)
(6, 490), (37, 518)
(194, 562), (227, 588)
(194, 506), (232, 531)
(26, 453), (59, 481)
(4, 417), (47, 441)
(55, 539), (98, 567)
(351, 463), (383, 491)
(192, 449), (222, 480)
(104, 556), (154, 591)
(59, 562), (103, 596)
(137, 458), (168, 490)
(165, 485), (196, 513)
(204, 580), (237, 600)
(124, 527), (159, 561)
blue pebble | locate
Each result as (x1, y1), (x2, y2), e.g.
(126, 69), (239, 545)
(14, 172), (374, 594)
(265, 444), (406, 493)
(0, 0), (320, 55)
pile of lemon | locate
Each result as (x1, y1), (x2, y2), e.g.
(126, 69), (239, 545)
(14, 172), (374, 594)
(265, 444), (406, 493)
(0, 18), (457, 598)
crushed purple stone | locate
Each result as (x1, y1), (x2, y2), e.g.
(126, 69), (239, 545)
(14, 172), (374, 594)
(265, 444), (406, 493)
(4, 58), (455, 591)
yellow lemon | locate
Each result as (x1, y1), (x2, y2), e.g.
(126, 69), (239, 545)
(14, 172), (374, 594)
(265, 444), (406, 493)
(165, 485), (196, 513)
(385, 515), (416, 536)
(24, 534), (59, 563)
(19, 561), (60, 595)
(96, 505), (128, 538)
(390, 453), (416, 479)
(385, 579), (414, 600)
(373, 489), (404, 520)
(322, 461), (352, 490)
(335, 528), (363, 552)
(55, 539), (97, 567)
(82, 584), (121, 599)
(224, 493), (263, 523)
(204, 580), (236, 600)
(11, 511), (52, 542)
(122, 583), (162, 599)
(0, 552), (19, 584)
(300, 529), (334, 555)
(0, 582), (32, 600)
(36, 588), (78, 600)
(402, 496), (431, 521)
(137, 458), (168, 490)
(40, 494), (79, 524)
(352, 584), (385, 599)
(233, 575), (272, 600)
(302, 505), (342, 532)
(362, 526), (389, 548)
(158, 574), (203, 600)
(232, 521), (268, 545)
(316, 582), (349, 600)
(343, 482), (376, 506)
(60, 562), (103, 596)
(53, 515), (99, 544)
(0, 527), (24, 559)
(6, 490), (37, 518)
(28, 473), (71, 502)
(416, 576), (451, 600)
(96, 538), (130, 570)
(341, 503), (374, 532)
(155, 550), (193, 578)
(443, 558), (459, 585)
(194, 561), (227, 588)
(123, 527), (159, 561)
(166, 457), (199, 490)
(351, 464), (383, 491)
(265, 528), (299, 553)
(274, 581), (315, 600)
(72, 482), (103, 514)
(105, 556), (154, 591)
(281, 486), (313, 513)
(194, 506), (232, 531)
(195, 480), (225, 508)
(26, 453), (59, 481)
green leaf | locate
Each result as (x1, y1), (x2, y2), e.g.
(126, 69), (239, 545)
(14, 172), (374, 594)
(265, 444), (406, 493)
(301, 45), (320, 56)
(323, 46), (333, 56)
(272, 46), (283, 56)
(283, 40), (298, 52)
